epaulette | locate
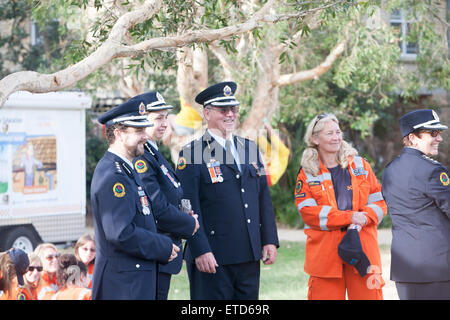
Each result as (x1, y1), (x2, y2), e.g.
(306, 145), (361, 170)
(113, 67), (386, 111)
(114, 161), (124, 174)
(421, 154), (441, 166)
(114, 161), (133, 179)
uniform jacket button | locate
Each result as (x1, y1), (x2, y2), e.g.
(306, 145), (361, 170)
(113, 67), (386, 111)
(136, 264), (140, 269)
(236, 174), (240, 179)
(247, 219), (251, 223)
(210, 230), (215, 235)
(244, 203), (248, 208)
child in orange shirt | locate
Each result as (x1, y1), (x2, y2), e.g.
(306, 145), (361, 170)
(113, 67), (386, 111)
(51, 254), (91, 300)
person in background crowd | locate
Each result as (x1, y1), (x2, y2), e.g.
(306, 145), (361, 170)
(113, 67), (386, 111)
(34, 243), (59, 299)
(23, 253), (43, 300)
(176, 81), (279, 300)
(382, 109), (450, 300)
(51, 254), (91, 300)
(295, 113), (386, 300)
(133, 91), (199, 300)
(0, 248), (30, 300)
(74, 234), (96, 288)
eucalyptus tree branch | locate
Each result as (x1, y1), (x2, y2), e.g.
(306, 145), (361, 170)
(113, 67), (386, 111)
(276, 39), (347, 86)
(0, 0), (278, 106)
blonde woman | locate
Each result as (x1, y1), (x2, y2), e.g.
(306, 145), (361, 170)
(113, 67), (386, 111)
(295, 113), (386, 300)
(34, 243), (59, 299)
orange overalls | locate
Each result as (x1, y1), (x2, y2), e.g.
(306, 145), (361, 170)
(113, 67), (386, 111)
(295, 156), (386, 300)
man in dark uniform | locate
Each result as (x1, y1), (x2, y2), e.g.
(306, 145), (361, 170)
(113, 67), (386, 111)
(133, 91), (199, 300)
(90, 94), (180, 300)
(176, 81), (279, 300)
(382, 109), (450, 300)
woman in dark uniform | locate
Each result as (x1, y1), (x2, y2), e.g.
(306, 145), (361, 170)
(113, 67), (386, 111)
(382, 109), (450, 300)
(134, 92), (199, 300)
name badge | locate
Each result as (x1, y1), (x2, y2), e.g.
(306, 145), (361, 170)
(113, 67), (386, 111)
(207, 159), (224, 183)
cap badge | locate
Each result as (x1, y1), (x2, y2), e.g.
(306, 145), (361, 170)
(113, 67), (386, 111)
(156, 92), (165, 103)
(223, 85), (232, 96)
(139, 102), (146, 115)
(432, 110), (439, 121)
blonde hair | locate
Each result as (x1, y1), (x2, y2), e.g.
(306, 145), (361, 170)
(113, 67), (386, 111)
(301, 113), (357, 176)
(27, 253), (42, 267)
(34, 243), (58, 259)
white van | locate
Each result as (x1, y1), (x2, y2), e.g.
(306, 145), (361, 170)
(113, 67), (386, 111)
(0, 91), (91, 252)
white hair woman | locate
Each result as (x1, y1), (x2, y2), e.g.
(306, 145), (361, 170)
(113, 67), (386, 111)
(295, 113), (386, 300)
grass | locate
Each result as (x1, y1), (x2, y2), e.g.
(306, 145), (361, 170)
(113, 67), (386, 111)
(168, 241), (308, 300)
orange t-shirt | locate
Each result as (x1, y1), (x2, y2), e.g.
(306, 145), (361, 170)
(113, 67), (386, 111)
(51, 287), (91, 300)
(36, 272), (59, 300)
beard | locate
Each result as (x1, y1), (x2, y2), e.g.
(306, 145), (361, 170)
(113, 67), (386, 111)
(128, 142), (145, 158)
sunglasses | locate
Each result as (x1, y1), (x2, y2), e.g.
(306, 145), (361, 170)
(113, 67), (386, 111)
(420, 130), (441, 138)
(27, 266), (43, 272)
(312, 113), (329, 131)
(208, 106), (239, 115)
(45, 253), (60, 261)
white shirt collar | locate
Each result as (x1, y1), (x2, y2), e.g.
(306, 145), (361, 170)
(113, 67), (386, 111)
(147, 140), (158, 151)
(207, 129), (234, 149)
(108, 148), (134, 170)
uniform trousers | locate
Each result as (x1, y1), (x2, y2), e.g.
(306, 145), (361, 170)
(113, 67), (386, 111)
(307, 263), (384, 300)
(187, 261), (260, 300)
(396, 281), (450, 300)
(156, 272), (171, 300)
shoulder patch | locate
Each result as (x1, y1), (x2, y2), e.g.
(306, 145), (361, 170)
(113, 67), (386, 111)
(295, 180), (303, 194)
(17, 292), (27, 300)
(177, 157), (187, 170)
(135, 159), (148, 173)
(440, 172), (449, 186)
(113, 182), (126, 198)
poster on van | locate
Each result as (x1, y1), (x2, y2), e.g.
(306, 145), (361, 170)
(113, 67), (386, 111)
(12, 136), (57, 194)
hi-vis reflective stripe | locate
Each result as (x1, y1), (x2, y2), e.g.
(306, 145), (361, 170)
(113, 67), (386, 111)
(78, 288), (91, 300)
(368, 191), (383, 203)
(38, 284), (58, 300)
(304, 172), (331, 183)
(297, 198), (318, 211)
(297, 199), (330, 230)
(367, 203), (384, 225)
(319, 206), (332, 231)
(367, 191), (384, 224)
